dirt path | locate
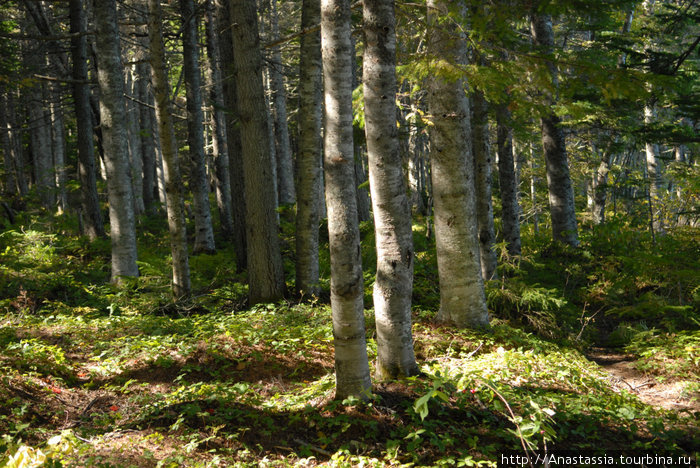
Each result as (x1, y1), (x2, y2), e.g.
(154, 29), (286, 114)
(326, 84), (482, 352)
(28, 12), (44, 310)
(587, 348), (699, 413)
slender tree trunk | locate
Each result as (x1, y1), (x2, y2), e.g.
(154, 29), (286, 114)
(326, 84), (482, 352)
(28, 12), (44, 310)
(49, 82), (67, 213)
(93, 0), (139, 281)
(644, 101), (665, 235)
(354, 146), (371, 222)
(126, 69), (145, 216)
(295, 0), (323, 297)
(137, 61), (157, 213)
(407, 102), (427, 215)
(363, 0), (419, 379)
(204, 0), (234, 240)
(180, 0), (216, 254)
(531, 12), (579, 247)
(496, 103), (521, 256)
(28, 82), (55, 209)
(529, 145), (539, 233)
(230, 0), (285, 304)
(591, 147), (611, 225)
(267, 0), (296, 206)
(69, 0), (104, 239)
(148, 0), (191, 298)
(216, 0), (247, 271)
(471, 90), (498, 280)
(426, 0), (489, 329)
(322, 0), (372, 400)
(1, 91), (18, 198)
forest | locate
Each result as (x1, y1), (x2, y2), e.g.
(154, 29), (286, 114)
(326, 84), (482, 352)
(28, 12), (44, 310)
(0, 0), (698, 466)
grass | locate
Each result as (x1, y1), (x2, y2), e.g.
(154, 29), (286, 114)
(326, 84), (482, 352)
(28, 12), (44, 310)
(0, 210), (698, 467)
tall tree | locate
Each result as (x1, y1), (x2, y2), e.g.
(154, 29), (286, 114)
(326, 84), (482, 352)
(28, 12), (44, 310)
(267, 0), (295, 207)
(426, 0), (490, 329)
(530, 11), (579, 247)
(148, 0), (191, 297)
(69, 0), (104, 239)
(295, 0), (323, 297)
(93, 0), (139, 282)
(471, 89), (498, 280)
(363, 0), (419, 379)
(322, 0), (372, 400)
(216, 0), (247, 272)
(230, 0), (285, 304)
(204, 0), (234, 240)
(496, 102), (522, 256)
(180, 0), (216, 254)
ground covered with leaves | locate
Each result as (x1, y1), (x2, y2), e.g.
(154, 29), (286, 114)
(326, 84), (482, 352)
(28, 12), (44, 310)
(0, 212), (698, 467)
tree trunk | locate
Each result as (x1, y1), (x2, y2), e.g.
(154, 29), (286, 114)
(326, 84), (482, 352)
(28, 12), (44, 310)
(148, 0), (191, 298)
(230, 0), (285, 304)
(180, 0), (216, 254)
(0, 90), (21, 198)
(93, 0), (139, 281)
(204, 0), (234, 240)
(267, 0), (296, 207)
(471, 90), (498, 280)
(496, 103), (521, 257)
(322, 0), (372, 400)
(363, 0), (419, 379)
(69, 0), (104, 239)
(49, 82), (67, 213)
(27, 82), (55, 209)
(295, 0), (323, 297)
(591, 145), (611, 225)
(137, 61), (157, 214)
(644, 101), (665, 235)
(126, 69), (145, 216)
(426, 0), (489, 329)
(216, 0), (247, 272)
(530, 12), (579, 247)
(354, 146), (371, 222)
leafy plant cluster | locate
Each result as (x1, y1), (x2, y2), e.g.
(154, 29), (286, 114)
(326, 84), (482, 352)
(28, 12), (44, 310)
(0, 212), (698, 466)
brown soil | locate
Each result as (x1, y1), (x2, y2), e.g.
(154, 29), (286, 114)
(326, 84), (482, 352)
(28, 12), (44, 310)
(587, 347), (700, 413)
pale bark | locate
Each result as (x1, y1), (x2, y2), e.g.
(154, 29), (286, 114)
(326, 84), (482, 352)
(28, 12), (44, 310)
(148, 0), (191, 298)
(216, 0), (247, 271)
(322, 0), (372, 400)
(69, 0), (104, 239)
(363, 0), (419, 379)
(137, 61), (157, 213)
(531, 12), (579, 247)
(426, 0), (489, 329)
(180, 0), (216, 254)
(230, 0), (285, 304)
(529, 146), (539, 233)
(204, 0), (234, 240)
(591, 146), (611, 225)
(49, 82), (67, 213)
(126, 69), (145, 216)
(295, 0), (323, 297)
(471, 90), (498, 280)
(496, 103), (521, 257)
(644, 102), (665, 235)
(93, 0), (139, 281)
(268, 0), (296, 206)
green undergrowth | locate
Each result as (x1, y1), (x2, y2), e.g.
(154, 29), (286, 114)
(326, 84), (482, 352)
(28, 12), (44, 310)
(0, 212), (698, 466)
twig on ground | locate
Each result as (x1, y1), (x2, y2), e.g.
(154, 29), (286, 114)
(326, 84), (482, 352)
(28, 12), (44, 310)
(293, 438), (333, 457)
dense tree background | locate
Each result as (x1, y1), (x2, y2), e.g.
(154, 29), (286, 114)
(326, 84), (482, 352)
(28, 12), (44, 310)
(0, 0), (698, 465)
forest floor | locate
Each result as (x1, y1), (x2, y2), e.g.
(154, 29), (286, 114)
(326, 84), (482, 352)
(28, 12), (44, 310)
(588, 348), (700, 413)
(0, 213), (698, 467)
